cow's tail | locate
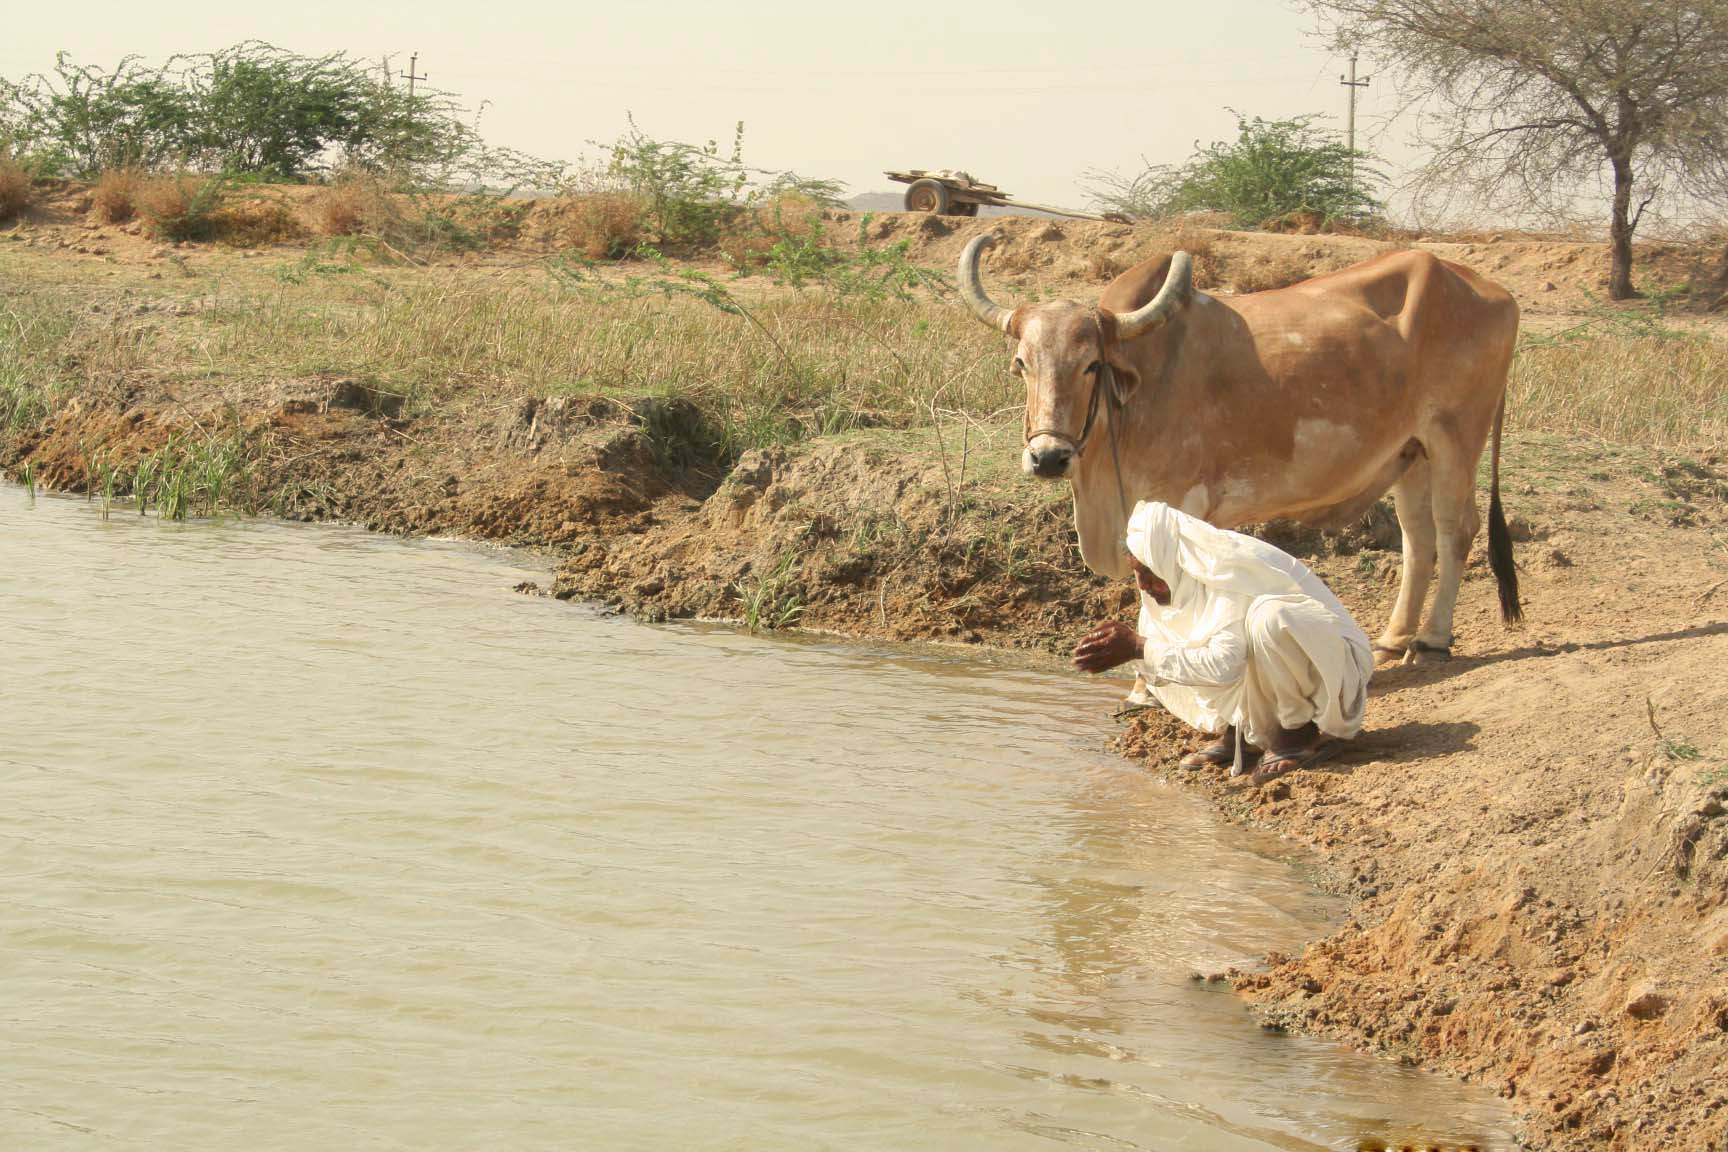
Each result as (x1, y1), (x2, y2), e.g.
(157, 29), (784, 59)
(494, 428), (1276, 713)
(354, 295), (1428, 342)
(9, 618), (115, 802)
(1487, 391), (1522, 624)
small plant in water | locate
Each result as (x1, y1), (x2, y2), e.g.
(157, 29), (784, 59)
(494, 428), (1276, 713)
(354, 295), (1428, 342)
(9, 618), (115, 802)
(130, 431), (252, 520)
(94, 452), (120, 520)
(734, 554), (806, 633)
(132, 454), (158, 516)
(157, 459), (194, 521)
(17, 459), (36, 503)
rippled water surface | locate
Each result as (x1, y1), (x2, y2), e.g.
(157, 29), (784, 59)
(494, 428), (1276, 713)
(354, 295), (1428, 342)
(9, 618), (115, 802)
(0, 485), (1511, 1150)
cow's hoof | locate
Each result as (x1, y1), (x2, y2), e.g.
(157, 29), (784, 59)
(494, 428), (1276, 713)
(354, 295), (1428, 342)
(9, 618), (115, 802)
(1372, 643), (1409, 667)
(1404, 639), (1453, 665)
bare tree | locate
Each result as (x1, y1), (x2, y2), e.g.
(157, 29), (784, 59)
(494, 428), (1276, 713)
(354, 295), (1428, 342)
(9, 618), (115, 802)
(1307, 0), (1728, 298)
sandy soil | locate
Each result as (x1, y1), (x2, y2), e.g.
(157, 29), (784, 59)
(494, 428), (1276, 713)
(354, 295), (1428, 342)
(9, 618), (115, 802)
(5, 193), (1728, 1149)
(1123, 440), (1728, 1150)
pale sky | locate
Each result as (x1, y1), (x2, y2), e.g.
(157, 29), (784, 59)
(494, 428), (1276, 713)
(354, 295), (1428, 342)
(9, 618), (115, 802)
(5, 0), (1414, 210)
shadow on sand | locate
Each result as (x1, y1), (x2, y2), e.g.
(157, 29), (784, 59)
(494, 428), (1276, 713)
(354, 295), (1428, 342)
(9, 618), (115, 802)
(1369, 620), (1728, 699)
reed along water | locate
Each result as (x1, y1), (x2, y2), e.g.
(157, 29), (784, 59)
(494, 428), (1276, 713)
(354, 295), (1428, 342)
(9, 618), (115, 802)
(0, 484), (1511, 1150)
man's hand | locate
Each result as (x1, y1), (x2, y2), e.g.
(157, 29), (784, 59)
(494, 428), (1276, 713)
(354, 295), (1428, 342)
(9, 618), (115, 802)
(1071, 620), (1144, 674)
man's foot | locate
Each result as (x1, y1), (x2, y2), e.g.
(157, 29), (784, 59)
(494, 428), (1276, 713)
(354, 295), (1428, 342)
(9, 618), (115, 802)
(1252, 723), (1334, 783)
(1179, 727), (1242, 771)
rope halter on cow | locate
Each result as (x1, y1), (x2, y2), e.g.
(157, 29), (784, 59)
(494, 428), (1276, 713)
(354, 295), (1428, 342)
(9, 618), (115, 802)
(1023, 360), (1127, 460)
(958, 233), (1195, 526)
(960, 234), (1194, 460)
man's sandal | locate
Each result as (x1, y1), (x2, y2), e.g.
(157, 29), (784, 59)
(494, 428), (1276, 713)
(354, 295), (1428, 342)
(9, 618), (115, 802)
(1179, 737), (1242, 771)
(1250, 740), (1338, 784)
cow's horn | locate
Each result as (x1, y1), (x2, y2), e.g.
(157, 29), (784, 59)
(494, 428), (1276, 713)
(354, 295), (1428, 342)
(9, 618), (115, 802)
(957, 234), (1013, 333)
(1112, 251), (1193, 341)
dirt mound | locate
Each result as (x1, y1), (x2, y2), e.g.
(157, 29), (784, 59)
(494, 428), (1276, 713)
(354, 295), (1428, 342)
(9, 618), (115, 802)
(553, 438), (1130, 646)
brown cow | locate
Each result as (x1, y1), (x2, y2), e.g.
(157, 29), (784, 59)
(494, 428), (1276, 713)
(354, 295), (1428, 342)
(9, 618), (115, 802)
(957, 235), (1522, 663)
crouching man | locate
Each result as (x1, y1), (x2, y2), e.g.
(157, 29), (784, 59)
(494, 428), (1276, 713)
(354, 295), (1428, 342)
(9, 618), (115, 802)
(1073, 501), (1373, 781)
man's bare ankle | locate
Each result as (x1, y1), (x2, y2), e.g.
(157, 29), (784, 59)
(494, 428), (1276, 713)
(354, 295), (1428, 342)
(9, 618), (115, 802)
(1266, 722), (1319, 755)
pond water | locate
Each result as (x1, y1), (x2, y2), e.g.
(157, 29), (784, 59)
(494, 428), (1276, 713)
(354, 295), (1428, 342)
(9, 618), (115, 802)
(0, 484), (1511, 1150)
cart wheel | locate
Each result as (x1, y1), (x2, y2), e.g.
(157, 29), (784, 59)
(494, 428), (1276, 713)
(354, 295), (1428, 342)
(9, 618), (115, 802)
(905, 179), (950, 215)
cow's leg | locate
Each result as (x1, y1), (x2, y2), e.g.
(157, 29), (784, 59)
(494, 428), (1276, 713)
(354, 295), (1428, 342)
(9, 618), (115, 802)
(1414, 429), (1484, 661)
(1377, 459), (1434, 662)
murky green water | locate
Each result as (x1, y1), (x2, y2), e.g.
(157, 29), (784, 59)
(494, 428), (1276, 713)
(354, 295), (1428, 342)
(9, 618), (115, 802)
(0, 484), (1511, 1150)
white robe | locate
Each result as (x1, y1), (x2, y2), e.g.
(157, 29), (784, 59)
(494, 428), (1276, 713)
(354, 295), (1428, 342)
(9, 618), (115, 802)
(1124, 501), (1372, 751)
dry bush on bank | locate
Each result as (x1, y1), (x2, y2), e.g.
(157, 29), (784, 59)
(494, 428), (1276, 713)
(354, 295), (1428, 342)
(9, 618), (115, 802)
(1228, 250), (1320, 294)
(91, 169), (141, 224)
(137, 176), (303, 246)
(1264, 209), (1328, 235)
(0, 158), (34, 222)
(136, 174), (222, 241)
(362, 191), (526, 255)
(211, 198), (304, 247)
(717, 193), (824, 270)
(311, 178), (375, 237)
(988, 244), (1037, 278)
(1674, 238), (1728, 311)
(556, 192), (648, 259)
(1131, 224), (1221, 291)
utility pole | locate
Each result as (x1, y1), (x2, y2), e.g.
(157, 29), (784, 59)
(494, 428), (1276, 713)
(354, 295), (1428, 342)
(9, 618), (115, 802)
(1339, 52), (1371, 198)
(398, 53), (428, 100)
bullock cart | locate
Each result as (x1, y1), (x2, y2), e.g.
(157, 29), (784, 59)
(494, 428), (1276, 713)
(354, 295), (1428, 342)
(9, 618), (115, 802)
(885, 169), (1125, 221)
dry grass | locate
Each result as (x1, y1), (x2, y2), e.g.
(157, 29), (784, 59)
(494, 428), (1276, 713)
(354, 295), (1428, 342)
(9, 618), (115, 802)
(1138, 224), (1221, 291)
(1086, 251), (1126, 283)
(137, 176), (303, 246)
(987, 243), (1037, 278)
(0, 158), (34, 223)
(1509, 332), (1728, 446)
(137, 174), (222, 241)
(555, 192), (648, 259)
(22, 260), (1006, 451)
(311, 178), (374, 237)
(1210, 232), (1336, 294)
(91, 169), (141, 224)
(210, 198), (304, 247)
(5, 245), (1724, 456)
(1227, 253), (1319, 294)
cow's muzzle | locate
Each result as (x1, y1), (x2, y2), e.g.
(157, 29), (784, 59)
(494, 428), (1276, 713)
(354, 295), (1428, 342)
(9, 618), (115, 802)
(1024, 435), (1076, 479)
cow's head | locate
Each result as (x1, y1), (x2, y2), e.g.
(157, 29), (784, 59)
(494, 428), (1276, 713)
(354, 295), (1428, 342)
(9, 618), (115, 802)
(958, 235), (1192, 480)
